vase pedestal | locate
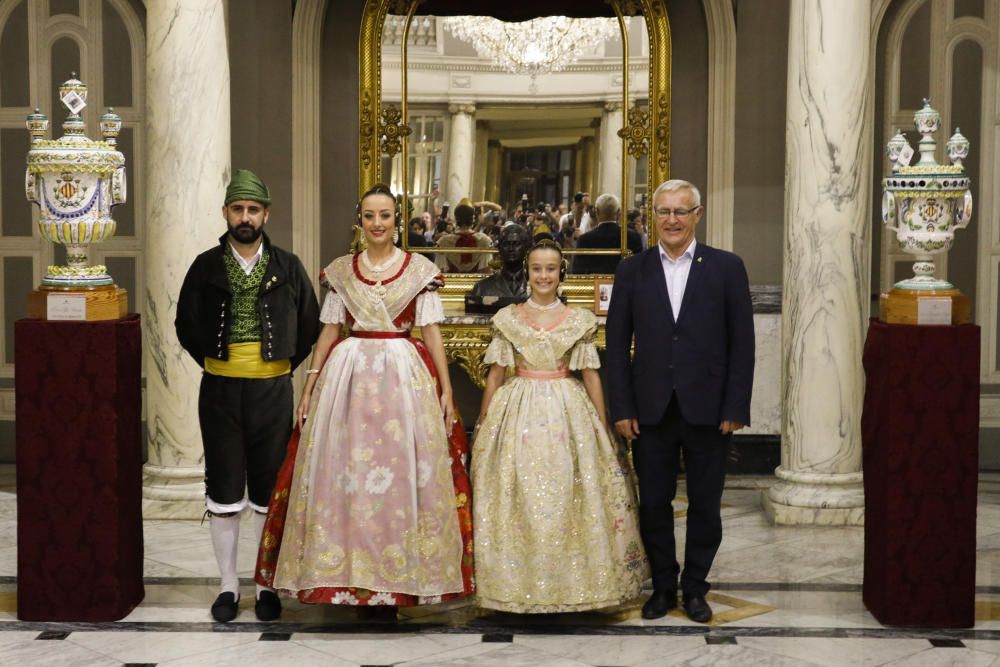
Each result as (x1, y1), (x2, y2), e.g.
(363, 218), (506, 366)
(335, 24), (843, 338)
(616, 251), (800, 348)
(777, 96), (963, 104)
(879, 288), (970, 325)
(14, 315), (145, 621)
(27, 284), (128, 321)
(861, 319), (979, 627)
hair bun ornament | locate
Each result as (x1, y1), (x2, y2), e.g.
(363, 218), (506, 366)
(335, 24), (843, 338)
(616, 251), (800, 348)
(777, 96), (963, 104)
(529, 237), (563, 254)
(356, 183), (401, 220)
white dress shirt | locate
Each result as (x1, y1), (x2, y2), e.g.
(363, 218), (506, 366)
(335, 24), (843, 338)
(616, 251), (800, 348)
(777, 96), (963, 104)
(659, 239), (696, 322)
(228, 240), (264, 276)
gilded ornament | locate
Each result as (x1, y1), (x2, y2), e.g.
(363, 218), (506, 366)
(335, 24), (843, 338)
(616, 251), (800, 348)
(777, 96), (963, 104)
(617, 104), (650, 159)
(654, 94), (671, 174)
(379, 104), (412, 157)
(445, 348), (491, 389)
(359, 90), (376, 170)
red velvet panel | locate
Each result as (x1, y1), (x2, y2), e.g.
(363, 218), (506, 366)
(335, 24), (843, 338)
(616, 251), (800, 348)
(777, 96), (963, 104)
(862, 318), (979, 627)
(15, 315), (144, 621)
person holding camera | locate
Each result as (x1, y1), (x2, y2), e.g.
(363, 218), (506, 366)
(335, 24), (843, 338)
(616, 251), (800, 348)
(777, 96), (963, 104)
(559, 192), (592, 239)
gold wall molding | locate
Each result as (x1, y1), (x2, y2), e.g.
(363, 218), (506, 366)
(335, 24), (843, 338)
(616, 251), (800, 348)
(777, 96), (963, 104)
(641, 0), (672, 211)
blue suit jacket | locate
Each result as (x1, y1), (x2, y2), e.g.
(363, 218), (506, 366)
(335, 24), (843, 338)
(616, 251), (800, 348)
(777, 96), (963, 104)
(605, 243), (755, 427)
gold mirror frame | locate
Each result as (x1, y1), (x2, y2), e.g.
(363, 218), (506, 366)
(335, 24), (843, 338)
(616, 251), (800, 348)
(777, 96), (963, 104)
(358, 0), (671, 309)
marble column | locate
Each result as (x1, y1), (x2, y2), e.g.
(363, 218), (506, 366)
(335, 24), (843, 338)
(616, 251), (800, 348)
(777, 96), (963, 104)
(580, 136), (596, 195)
(471, 123), (489, 202)
(446, 103), (475, 203)
(597, 101), (623, 196)
(485, 140), (502, 204)
(762, 0), (871, 525)
(143, 0), (231, 518)
(573, 140), (585, 194)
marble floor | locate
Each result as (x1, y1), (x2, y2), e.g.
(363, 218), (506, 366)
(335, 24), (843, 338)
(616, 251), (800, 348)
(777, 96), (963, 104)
(3, 466), (1000, 666)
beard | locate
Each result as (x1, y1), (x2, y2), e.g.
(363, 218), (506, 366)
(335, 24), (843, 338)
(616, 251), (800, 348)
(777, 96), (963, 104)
(228, 222), (263, 244)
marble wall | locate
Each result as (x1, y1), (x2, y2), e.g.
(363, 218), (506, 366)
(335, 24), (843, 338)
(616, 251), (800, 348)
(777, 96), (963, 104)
(746, 312), (781, 436)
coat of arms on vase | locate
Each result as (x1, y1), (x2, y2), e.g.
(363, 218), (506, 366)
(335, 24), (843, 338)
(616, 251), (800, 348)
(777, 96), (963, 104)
(24, 74), (128, 320)
(879, 99), (972, 325)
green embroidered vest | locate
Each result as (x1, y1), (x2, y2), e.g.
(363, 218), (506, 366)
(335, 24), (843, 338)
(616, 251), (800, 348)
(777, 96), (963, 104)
(224, 248), (269, 343)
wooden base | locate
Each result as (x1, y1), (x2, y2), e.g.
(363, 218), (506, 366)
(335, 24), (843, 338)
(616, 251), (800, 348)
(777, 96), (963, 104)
(879, 288), (970, 325)
(28, 285), (128, 321)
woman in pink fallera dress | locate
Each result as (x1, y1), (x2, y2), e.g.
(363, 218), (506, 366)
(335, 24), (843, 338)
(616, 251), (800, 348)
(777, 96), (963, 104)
(255, 185), (473, 610)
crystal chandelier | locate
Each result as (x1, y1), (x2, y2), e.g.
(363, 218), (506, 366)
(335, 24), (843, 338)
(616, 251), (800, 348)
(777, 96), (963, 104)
(441, 16), (618, 75)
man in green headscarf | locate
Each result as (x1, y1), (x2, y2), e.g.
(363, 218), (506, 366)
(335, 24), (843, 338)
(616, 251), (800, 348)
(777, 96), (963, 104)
(176, 169), (320, 623)
(225, 168), (272, 207)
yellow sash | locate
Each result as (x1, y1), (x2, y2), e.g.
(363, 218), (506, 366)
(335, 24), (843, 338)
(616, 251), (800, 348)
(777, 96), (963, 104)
(204, 342), (291, 378)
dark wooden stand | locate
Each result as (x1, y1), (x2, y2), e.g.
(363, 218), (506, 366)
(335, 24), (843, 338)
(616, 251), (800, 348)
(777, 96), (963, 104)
(14, 315), (144, 621)
(862, 319), (979, 627)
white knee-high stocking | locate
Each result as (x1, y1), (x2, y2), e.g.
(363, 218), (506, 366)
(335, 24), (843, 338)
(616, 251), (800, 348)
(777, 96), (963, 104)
(209, 513), (241, 596)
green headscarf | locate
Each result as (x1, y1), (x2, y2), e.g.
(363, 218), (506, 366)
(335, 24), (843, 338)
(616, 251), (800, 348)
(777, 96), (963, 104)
(224, 169), (271, 206)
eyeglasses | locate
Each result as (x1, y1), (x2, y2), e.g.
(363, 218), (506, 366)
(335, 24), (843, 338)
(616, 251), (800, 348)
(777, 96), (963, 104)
(654, 207), (700, 219)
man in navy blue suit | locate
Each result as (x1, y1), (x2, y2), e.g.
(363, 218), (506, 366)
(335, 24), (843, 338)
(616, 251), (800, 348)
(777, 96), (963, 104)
(605, 179), (754, 623)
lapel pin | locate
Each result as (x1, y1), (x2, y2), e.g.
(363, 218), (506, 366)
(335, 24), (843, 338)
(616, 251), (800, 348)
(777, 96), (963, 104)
(697, 257), (703, 263)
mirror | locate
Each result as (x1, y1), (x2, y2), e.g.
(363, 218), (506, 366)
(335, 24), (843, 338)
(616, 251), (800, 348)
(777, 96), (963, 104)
(360, 1), (671, 304)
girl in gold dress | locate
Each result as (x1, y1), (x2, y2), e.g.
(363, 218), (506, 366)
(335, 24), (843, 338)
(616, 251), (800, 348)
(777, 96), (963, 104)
(472, 240), (646, 613)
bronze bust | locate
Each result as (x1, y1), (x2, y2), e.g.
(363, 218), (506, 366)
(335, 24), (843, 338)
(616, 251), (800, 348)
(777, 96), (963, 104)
(465, 223), (532, 312)
(471, 223), (532, 298)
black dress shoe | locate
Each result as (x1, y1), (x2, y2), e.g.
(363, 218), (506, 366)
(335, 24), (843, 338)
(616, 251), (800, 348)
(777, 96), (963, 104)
(357, 605), (398, 621)
(211, 592), (240, 623)
(641, 590), (678, 619)
(255, 590), (282, 622)
(683, 594), (713, 623)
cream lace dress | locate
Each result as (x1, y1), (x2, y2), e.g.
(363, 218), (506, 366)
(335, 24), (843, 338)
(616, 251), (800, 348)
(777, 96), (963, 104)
(472, 304), (647, 613)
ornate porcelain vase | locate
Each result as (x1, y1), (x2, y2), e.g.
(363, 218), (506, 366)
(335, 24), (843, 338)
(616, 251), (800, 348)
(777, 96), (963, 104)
(882, 100), (972, 291)
(25, 75), (127, 288)
(879, 99), (972, 325)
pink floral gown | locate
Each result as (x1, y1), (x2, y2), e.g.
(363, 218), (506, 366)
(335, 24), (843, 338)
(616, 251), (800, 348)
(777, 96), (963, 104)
(255, 252), (474, 606)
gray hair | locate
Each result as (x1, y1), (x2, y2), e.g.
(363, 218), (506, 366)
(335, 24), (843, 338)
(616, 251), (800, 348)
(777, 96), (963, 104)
(594, 193), (621, 221)
(652, 179), (701, 207)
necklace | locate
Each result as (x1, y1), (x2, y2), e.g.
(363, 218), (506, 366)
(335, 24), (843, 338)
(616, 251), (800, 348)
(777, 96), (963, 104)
(360, 247), (399, 303)
(526, 297), (562, 312)
(361, 247), (399, 274)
